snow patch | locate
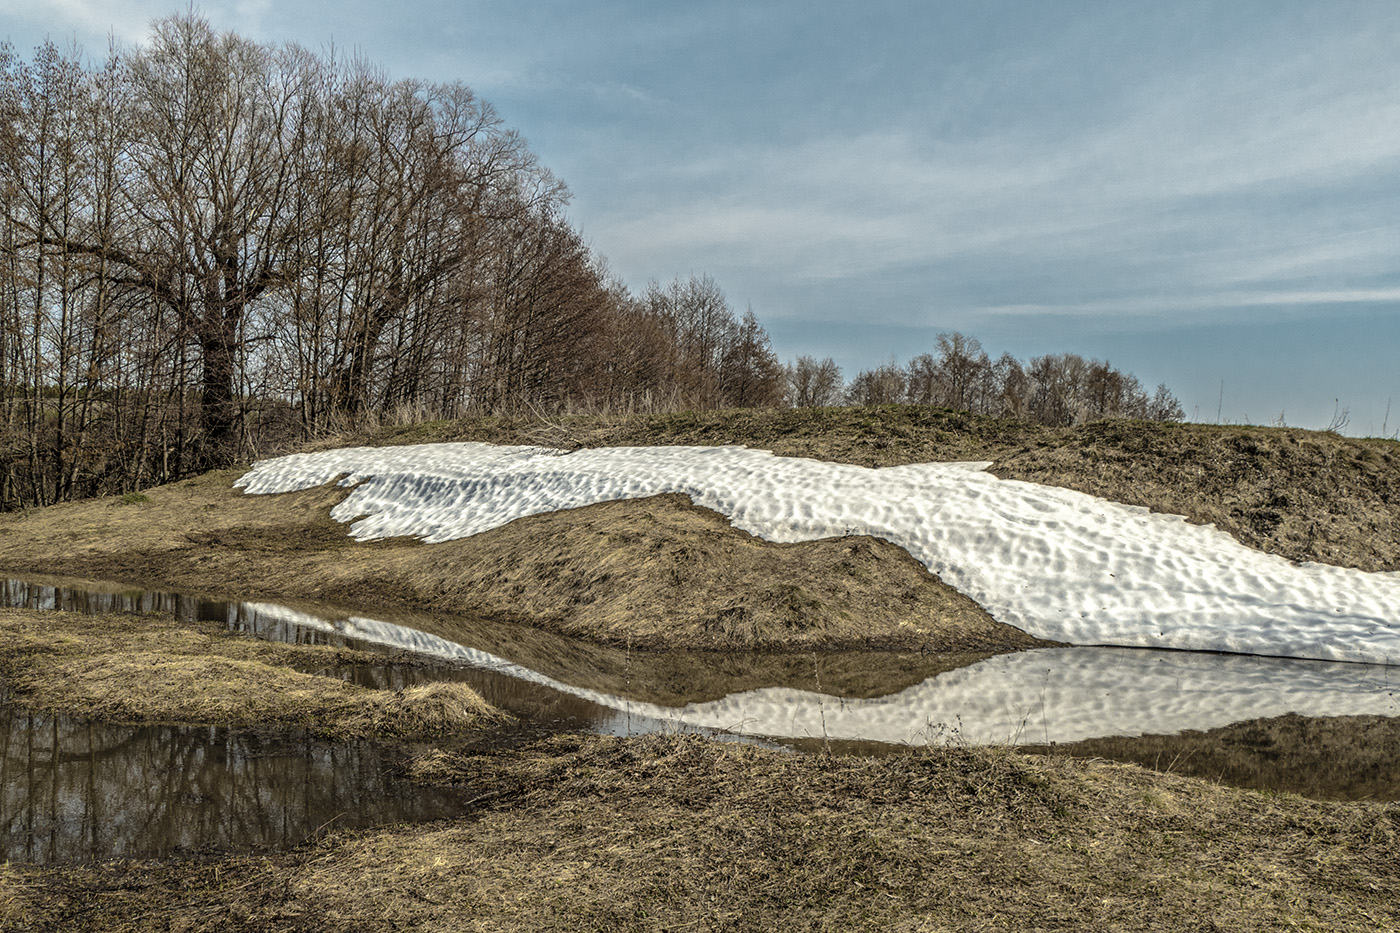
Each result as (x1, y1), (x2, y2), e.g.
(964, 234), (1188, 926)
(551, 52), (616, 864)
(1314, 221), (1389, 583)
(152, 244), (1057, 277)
(237, 443), (1400, 663)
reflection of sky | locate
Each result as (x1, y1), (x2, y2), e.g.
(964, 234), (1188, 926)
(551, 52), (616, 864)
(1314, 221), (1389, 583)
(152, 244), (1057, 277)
(249, 602), (1400, 747)
(6, 2), (1400, 430)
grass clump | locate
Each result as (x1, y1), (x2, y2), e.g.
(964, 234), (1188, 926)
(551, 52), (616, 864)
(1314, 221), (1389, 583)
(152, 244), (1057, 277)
(341, 682), (507, 738)
(0, 607), (507, 739)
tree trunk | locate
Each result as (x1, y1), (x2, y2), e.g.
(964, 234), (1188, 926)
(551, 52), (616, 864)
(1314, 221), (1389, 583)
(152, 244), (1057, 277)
(197, 323), (240, 470)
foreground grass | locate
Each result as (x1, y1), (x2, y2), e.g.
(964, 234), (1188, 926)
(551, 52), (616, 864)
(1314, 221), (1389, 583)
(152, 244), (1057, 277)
(7, 733), (1398, 932)
(0, 608), (505, 739)
(344, 405), (1400, 572)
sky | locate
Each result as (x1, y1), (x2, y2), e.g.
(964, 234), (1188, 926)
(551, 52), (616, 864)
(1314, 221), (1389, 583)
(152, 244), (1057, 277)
(3, 1), (1399, 435)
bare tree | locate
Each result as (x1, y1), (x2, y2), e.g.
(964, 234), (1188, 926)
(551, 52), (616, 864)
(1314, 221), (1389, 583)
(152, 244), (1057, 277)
(1146, 383), (1185, 422)
(718, 309), (783, 408)
(845, 360), (906, 406)
(785, 355), (843, 407)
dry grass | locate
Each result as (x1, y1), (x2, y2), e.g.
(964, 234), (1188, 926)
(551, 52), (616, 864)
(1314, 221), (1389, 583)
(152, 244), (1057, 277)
(0, 607), (506, 739)
(1, 408), (1392, 660)
(11, 733), (1399, 931)
(1026, 712), (1400, 802)
(0, 865), (29, 929)
(341, 682), (504, 739)
(3, 409), (1397, 930)
(0, 472), (1049, 654)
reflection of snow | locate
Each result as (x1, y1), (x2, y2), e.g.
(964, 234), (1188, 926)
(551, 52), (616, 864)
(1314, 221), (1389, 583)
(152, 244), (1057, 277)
(244, 602), (1400, 747)
(239, 443), (1400, 663)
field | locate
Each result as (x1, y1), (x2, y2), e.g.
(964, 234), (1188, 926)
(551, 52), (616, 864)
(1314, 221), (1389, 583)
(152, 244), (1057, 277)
(1, 406), (1398, 931)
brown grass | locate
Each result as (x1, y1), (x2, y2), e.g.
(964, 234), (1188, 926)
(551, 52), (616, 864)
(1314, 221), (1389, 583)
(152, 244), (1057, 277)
(0, 608), (507, 739)
(1025, 712), (1400, 802)
(0, 865), (29, 930)
(11, 733), (1400, 931)
(2, 408), (1393, 660)
(3, 409), (1397, 930)
(0, 471), (1049, 654)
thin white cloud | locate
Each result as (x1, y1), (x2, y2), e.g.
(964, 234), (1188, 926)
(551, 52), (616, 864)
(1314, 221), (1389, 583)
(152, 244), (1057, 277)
(594, 18), (1400, 326)
(977, 287), (1400, 320)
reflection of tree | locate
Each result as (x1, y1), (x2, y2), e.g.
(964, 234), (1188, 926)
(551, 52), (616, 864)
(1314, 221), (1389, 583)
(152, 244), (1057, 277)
(0, 708), (457, 863)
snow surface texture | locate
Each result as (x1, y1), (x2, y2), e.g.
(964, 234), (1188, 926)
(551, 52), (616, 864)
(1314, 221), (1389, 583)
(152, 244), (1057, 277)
(241, 601), (1400, 746)
(236, 443), (1400, 663)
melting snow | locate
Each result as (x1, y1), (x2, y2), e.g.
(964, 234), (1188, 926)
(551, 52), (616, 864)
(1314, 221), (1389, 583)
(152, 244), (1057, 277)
(236, 443), (1400, 664)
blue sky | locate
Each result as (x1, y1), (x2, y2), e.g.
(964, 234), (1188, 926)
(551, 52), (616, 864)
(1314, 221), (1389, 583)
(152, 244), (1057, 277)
(4, 1), (1399, 434)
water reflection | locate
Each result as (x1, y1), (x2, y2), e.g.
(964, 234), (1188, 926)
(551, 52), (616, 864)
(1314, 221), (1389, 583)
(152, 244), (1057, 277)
(0, 707), (464, 864)
(4, 576), (1395, 751)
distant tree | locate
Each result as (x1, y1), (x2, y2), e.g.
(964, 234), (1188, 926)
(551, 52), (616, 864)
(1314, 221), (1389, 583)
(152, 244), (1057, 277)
(931, 331), (991, 413)
(991, 352), (1029, 419)
(643, 274), (737, 408)
(1146, 383), (1185, 422)
(845, 360), (906, 406)
(1026, 353), (1086, 426)
(905, 353), (938, 406)
(718, 309), (783, 408)
(785, 355), (843, 407)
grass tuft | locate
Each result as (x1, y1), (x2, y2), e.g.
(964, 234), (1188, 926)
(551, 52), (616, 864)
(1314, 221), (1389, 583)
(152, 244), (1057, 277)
(0, 607), (508, 740)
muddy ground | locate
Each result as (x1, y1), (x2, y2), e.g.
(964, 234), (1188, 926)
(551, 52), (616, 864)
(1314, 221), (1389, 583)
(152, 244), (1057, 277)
(1, 607), (1396, 930)
(5, 728), (1399, 932)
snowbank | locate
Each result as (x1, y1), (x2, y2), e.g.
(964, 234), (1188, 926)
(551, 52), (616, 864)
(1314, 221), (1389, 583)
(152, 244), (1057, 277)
(236, 443), (1400, 663)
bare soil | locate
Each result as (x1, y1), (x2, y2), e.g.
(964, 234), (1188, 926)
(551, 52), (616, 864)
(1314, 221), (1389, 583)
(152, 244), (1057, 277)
(7, 733), (1398, 932)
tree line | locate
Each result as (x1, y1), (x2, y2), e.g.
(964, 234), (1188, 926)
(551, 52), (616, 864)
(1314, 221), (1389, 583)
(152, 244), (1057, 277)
(0, 15), (1180, 510)
(0, 16), (782, 506)
(787, 331), (1184, 425)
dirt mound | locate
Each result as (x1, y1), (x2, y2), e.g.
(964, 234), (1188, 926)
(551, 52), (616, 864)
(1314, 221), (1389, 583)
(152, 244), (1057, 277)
(0, 472), (1048, 653)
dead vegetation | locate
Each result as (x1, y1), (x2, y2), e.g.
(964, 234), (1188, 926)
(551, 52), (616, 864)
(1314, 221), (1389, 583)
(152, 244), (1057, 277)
(1, 409), (1398, 930)
(0, 408), (1393, 663)
(1026, 712), (1400, 802)
(9, 733), (1400, 932)
(0, 608), (506, 739)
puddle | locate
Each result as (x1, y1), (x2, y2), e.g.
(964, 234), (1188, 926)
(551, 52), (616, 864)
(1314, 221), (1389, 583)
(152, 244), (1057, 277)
(3, 575), (1400, 802)
(0, 707), (465, 864)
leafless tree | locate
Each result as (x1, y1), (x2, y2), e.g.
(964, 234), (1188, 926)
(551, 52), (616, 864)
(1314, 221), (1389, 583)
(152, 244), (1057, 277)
(845, 360), (907, 406)
(785, 355), (843, 407)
